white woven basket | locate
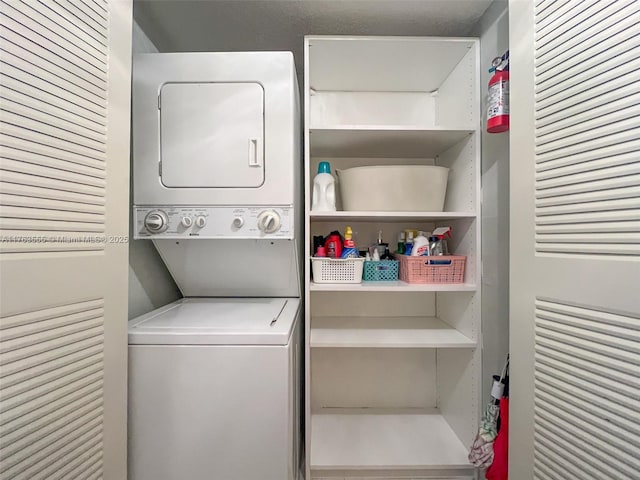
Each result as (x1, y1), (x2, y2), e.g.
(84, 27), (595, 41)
(311, 257), (364, 284)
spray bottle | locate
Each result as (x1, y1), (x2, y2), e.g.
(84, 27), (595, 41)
(430, 226), (452, 255)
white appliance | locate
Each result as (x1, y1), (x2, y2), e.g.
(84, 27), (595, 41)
(129, 52), (302, 480)
(128, 299), (301, 480)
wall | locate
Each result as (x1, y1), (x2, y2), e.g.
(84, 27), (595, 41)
(128, 21), (181, 319)
(471, 0), (510, 400)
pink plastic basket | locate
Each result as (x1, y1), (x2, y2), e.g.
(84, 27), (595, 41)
(396, 255), (466, 284)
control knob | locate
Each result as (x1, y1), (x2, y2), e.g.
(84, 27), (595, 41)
(232, 217), (244, 228)
(257, 210), (281, 234)
(144, 210), (168, 233)
(181, 216), (193, 228)
(195, 215), (207, 228)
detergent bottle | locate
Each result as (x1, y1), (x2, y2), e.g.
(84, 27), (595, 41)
(412, 231), (429, 256)
(311, 161), (336, 211)
(324, 231), (343, 258)
(341, 226), (359, 258)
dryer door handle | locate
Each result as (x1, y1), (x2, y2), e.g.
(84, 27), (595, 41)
(248, 138), (262, 167)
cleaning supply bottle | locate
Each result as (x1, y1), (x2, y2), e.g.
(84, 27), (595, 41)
(397, 232), (405, 254)
(432, 226), (452, 255)
(375, 230), (388, 259)
(311, 161), (336, 212)
(404, 231), (414, 255)
(429, 235), (442, 256)
(341, 226), (359, 258)
(324, 231), (343, 258)
(313, 235), (325, 254)
(412, 231), (429, 256)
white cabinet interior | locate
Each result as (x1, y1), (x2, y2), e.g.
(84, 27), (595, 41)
(304, 36), (481, 480)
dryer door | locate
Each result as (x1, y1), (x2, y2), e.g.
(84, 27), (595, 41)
(160, 82), (264, 188)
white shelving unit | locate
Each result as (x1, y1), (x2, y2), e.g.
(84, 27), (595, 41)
(304, 36), (481, 480)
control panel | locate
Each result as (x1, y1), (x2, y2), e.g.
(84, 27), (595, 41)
(133, 206), (294, 239)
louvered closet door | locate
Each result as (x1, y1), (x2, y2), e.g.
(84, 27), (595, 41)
(0, 1), (132, 478)
(509, 1), (640, 479)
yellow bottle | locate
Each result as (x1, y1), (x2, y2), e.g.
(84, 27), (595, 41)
(341, 226), (358, 258)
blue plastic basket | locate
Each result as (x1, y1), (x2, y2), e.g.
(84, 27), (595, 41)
(363, 260), (399, 282)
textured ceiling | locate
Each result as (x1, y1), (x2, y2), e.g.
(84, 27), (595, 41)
(134, 0), (494, 68)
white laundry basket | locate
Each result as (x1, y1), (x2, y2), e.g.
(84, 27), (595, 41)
(311, 257), (364, 284)
(336, 165), (449, 211)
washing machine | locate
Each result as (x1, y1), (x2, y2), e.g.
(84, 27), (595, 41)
(129, 52), (302, 480)
(128, 298), (301, 480)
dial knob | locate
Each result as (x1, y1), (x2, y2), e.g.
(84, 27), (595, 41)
(232, 217), (244, 228)
(181, 216), (193, 228)
(195, 215), (207, 228)
(257, 210), (281, 233)
(144, 210), (168, 233)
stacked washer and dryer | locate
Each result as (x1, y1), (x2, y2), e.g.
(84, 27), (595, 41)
(128, 53), (302, 480)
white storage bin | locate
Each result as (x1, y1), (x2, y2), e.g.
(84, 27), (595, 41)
(311, 257), (364, 284)
(336, 165), (449, 211)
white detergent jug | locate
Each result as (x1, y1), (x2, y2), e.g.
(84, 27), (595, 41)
(412, 231), (429, 256)
(311, 161), (336, 212)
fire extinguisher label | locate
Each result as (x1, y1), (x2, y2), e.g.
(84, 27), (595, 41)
(487, 80), (509, 119)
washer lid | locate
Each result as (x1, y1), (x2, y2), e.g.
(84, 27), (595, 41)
(128, 298), (299, 346)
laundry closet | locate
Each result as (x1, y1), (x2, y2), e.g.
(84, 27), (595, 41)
(129, 2), (510, 480)
(1, 1), (637, 480)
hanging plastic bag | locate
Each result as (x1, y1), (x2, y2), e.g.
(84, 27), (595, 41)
(468, 402), (499, 467)
(468, 357), (509, 467)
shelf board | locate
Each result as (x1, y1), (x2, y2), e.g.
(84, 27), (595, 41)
(307, 37), (476, 93)
(311, 410), (473, 471)
(309, 211), (476, 222)
(309, 127), (474, 158)
(310, 281), (476, 292)
(310, 316), (475, 348)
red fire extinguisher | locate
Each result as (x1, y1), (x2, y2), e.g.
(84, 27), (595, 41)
(487, 52), (509, 134)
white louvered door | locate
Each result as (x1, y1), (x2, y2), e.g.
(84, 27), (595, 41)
(509, 1), (640, 479)
(0, 0), (132, 478)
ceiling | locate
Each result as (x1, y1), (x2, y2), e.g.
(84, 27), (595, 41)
(134, 0), (494, 69)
